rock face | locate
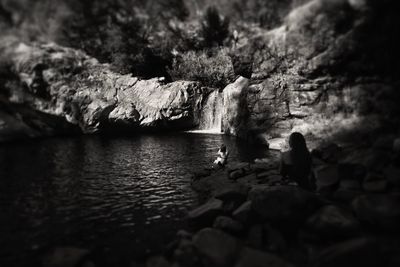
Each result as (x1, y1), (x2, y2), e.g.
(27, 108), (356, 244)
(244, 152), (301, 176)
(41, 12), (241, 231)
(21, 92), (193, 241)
(242, 0), (400, 143)
(0, 40), (206, 138)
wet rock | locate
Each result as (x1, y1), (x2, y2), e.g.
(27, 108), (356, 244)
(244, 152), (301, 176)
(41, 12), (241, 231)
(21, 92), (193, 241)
(232, 200), (253, 224)
(305, 205), (359, 239)
(383, 165), (400, 187)
(352, 194), (400, 230)
(235, 247), (294, 267)
(245, 224), (263, 249)
(173, 238), (202, 267)
(146, 256), (170, 267)
(339, 180), (362, 191)
(215, 184), (249, 203)
(42, 247), (90, 267)
(229, 169), (246, 180)
(249, 185), (323, 227)
(193, 228), (241, 267)
(188, 198), (223, 226)
(227, 162), (251, 173)
(393, 138), (400, 152)
(363, 173), (387, 193)
(313, 238), (381, 267)
(263, 224), (287, 252)
(251, 162), (278, 173)
(192, 169), (212, 181)
(314, 165), (340, 193)
(213, 216), (244, 234)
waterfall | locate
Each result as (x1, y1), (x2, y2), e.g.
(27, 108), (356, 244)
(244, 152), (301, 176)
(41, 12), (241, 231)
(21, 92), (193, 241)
(193, 90), (224, 134)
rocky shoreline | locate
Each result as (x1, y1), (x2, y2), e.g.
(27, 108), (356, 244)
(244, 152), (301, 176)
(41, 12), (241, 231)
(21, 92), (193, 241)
(36, 138), (400, 267)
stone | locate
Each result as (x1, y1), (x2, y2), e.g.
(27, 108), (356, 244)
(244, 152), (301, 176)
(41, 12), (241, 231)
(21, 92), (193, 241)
(232, 200), (253, 224)
(173, 239), (201, 267)
(394, 138), (400, 152)
(42, 247), (90, 267)
(213, 216), (244, 234)
(363, 173), (387, 193)
(268, 138), (287, 151)
(245, 224), (264, 249)
(235, 247), (294, 267)
(192, 169), (212, 181)
(305, 205), (359, 239)
(339, 180), (361, 191)
(215, 184), (250, 203)
(263, 224), (287, 252)
(352, 194), (400, 230)
(193, 228), (241, 267)
(188, 198), (223, 226)
(313, 165), (340, 193)
(227, 162), (251, 173)
(249, 186), (323, 227)
(313, 238), (380, 267)
(229, 169), (246, 180)
(146, 256), (170, 267)
(383, 165), (400, 187)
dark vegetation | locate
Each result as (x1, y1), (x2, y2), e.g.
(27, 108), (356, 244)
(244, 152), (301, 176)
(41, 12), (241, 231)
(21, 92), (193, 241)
(0, 0), (299, 88)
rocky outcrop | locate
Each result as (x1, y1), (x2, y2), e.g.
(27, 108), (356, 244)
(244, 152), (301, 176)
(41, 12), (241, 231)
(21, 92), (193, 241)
(0, 98), (79, 142)
(238, 0), (400, 144)
(0, 39), (206, 138)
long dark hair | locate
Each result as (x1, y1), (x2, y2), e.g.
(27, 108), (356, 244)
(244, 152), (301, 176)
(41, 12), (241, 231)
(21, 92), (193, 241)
(220, 144), (226, 153)
(289, 132), (311, 177)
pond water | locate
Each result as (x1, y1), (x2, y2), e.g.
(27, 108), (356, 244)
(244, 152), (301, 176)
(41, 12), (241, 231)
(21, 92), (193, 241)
(0, 133), (267, 266)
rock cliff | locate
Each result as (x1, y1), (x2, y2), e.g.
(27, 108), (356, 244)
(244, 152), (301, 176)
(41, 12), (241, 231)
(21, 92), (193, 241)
(0, 39), (206, 141)
(243, 0), (400, 145)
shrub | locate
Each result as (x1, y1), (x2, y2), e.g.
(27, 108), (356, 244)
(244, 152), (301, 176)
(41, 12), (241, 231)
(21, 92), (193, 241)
(168, 48), (235, 88)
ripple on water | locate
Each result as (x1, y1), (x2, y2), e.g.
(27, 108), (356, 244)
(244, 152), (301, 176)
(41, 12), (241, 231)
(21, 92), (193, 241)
(0, 133), (267, 265)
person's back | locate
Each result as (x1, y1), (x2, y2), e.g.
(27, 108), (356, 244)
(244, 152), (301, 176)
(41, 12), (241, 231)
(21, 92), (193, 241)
(279, 132), (313, 190)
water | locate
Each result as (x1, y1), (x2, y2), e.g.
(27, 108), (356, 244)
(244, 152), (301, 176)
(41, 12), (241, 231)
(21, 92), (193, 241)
(197, 90), (224, 133)
(0, 133), (266, 266)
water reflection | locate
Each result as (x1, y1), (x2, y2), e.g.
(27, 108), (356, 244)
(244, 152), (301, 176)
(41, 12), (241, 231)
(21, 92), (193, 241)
(0, 133), (266, 265)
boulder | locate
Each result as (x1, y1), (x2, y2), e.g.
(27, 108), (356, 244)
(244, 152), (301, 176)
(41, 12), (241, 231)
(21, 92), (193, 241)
(305, 205), (359, 239)
(232, 200), (253, 224)
(383, 165), (400, 187)
(42, 247), (90, 267)
(314, 165), (340, 193)
(313, 238), (381, 267)
(215, 183), (249, 203)
(146, 256), (170, 267)
(229, 169), (246, 180)
(362, 173), (387, 193)
(188, 198), (223, 226)
(263, 224), (287, 252)
(235, 247), (294, 267)
(249, 185), (323, 227)
(213, 216), (244, 234)
(245, 224), (263, 249)
(193, 228), (241, 267)
(352, 194), (400, 230)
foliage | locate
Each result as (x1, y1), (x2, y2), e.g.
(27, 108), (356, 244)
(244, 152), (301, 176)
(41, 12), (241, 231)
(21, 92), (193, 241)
(168, 48), (235, 88)
(200, 6), (230, 47)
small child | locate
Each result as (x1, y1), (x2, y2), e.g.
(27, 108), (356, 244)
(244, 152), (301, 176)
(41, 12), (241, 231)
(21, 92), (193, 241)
(214, 144), (228, 166)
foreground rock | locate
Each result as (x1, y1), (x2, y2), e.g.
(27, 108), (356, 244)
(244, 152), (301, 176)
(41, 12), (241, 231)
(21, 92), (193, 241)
(249, 185), (323, 228)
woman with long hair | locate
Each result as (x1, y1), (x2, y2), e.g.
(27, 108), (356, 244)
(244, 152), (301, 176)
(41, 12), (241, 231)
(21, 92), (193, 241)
(279, 132), (313, 190)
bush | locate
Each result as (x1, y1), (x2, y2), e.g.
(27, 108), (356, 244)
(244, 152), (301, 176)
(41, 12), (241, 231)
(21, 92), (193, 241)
(168, 48), (235, 88)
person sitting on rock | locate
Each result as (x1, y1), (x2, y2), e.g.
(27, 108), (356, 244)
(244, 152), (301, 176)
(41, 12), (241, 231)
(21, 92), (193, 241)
(214, 144), (229, 167)
(279, 132), (313, 190)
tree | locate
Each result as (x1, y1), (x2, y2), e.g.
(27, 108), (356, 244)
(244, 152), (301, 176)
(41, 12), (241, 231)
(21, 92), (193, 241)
(200, 6), (230, 47)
